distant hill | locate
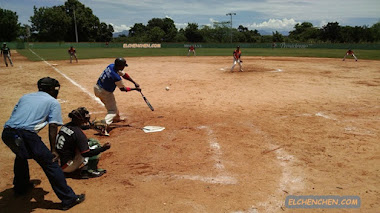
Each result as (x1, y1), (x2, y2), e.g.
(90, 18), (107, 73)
(113, 30), (129, 38)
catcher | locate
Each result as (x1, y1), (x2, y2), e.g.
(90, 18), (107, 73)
(56, 107), (111, 179)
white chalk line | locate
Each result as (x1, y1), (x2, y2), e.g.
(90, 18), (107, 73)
(171, 126), (237, 185)
(198, 125), (225, 171)
(237, 123), (305, 213)
(268, 68), (283, 72)
(28, 49), (104, 107)
(299, 112), (376, 136)
(149, 125), (236, 185)
(173, 174), (237, 185)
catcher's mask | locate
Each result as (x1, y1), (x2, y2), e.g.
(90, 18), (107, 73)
(114, 57), (128, 71)
(69, 107), (90, 124)
(37, 77), (60, 98)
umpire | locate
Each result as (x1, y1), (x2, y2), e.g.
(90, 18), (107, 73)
(2, 77), (85, 210)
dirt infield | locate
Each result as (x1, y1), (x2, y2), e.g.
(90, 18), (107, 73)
(0, 52), (379, 212)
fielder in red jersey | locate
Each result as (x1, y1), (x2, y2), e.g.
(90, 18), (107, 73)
(343, 49), (358, 61)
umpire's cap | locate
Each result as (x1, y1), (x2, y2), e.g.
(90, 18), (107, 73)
(38, 77), (60, 98)
(115, 57), (128, 68)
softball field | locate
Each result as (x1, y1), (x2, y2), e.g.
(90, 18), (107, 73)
(0, 52), (379, 212)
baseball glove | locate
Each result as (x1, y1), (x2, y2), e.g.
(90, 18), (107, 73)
(90, 119), (107, 134)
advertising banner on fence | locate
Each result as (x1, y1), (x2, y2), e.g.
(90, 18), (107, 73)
(123, 43), (161, 48)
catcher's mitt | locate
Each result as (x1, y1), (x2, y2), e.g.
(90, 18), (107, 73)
(90, 119), (107, 134)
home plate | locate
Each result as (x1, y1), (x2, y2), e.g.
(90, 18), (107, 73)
(143, 126), (165, 133)
(52, 64), (58, 66)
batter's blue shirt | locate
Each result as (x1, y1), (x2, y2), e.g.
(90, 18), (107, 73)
(97, 64), (122, 92)
(4, 91), (63, 132)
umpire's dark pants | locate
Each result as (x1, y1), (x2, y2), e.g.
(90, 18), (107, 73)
(2, 128), (78, 206)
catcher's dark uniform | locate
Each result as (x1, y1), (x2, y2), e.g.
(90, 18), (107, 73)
(56, 123), (90, 170)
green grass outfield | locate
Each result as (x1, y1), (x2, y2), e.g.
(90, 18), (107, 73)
(17, 48), (380, 61)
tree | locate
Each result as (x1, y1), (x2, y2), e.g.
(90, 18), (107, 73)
(320, 22), (341, 42)
(97, 22), (114, 42)
(0, 8), (21, 41)
(147, 17), (177, 42)
(129, 23), (147, 37)
(236, 25), (261, 42)
(148, 27), (165, 42)
(272, 31), (284, 42)
(30, 6), (71, 41)
(185, 23), (203, 42)
(19, 24), (31, 42)
(30, 0), (113, 42)
(371, 21), (380, 41)
(289, 22), (319, 42)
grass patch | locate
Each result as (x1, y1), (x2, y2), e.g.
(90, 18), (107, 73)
(17, 48), (380, 61)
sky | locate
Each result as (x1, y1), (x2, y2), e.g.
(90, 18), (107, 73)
(1, 0), (379, 34)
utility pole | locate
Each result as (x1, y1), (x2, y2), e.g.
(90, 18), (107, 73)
(68, 6), (79, 43)
(73, 6), (78, 43)
(226, 12), (236, 43)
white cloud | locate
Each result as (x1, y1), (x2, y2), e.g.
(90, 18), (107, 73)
(317, 20), (329, 28)
(248, 18), (300, 31)
(110, 23), (130, 33)
(175, 22), (188, 29)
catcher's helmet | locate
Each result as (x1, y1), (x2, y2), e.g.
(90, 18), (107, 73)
(114, 57), (128, 68)
(69, 107), (90, 124)
(37, 77), (60, 98)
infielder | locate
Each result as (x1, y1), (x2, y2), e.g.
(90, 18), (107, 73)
(1, 42), (13, 67)
(187, 45), (196, 56)
(1, 77), (85, 210)
(94, 57), (141, 136)
(68, 46), (78, 63)
(56, 107), (111, 178)
(343, 49), (358, 61)
(231, 46), (243, 72)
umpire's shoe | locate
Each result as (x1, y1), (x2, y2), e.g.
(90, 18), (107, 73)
(62, 194), (85, 211)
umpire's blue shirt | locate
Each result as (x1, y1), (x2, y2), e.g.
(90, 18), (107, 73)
(4, 91), (63, 132)
(97, 64), (122, 92)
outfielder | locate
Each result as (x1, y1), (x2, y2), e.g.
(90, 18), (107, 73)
(231, 46), (243, 72)
(94, 57), (141, 136)
(343, 49), (358, 61)
(56, 107), (111, 178)
(1, 42), (13, 67)
(68, 46), (78, 63)
(187, 45), (196, 56)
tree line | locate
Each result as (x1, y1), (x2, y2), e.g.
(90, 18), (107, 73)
(1, 0), (379, 43)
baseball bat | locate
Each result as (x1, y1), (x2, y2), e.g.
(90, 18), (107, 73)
(139, 91), (154, 111)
